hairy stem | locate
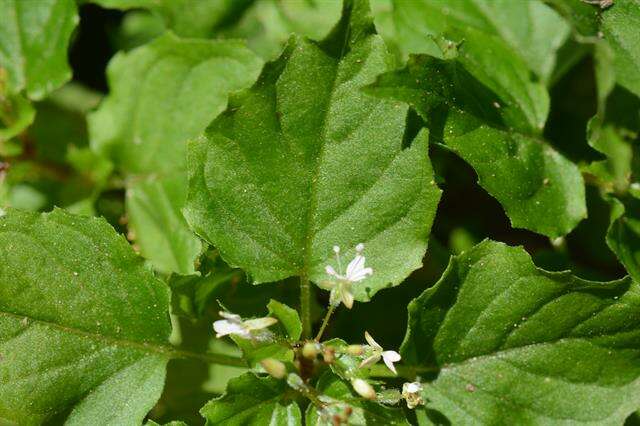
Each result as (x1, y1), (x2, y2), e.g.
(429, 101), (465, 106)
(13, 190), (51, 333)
(315, 304), (336, 341)
(300, 276), (313, 339)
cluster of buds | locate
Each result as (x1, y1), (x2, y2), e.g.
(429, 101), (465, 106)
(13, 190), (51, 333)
(212, 241), (426, 417)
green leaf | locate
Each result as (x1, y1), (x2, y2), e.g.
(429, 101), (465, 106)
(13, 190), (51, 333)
(184, 0), (442, 300)
(200, 372), (301, 425)
(89, 32), (262, 274)
(368, 55), (586, 238)
(267, 299), (302, 342)
(91, 0), (253, 39)
(402, 240), (640, 424)
(607, 196), (640, 283)
(126, 174), (202, 275)
(89, 32), (262, 175)
(0, 209), (172, 425)
(0, 92), (35, 143)
(391, 0), (569, 83)
(305, 372), (409, 425)
(0, 0), (78, 99)
(602, 0), (640, 98)
(443, 115), (587, 238)
(231, 300), (301, 366)
(93, 0), (342, 60)
(545, 0), (602, 37)
(147, 421), (188, 426)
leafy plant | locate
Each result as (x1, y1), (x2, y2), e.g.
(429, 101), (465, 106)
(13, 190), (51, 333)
(1, 0), (640, 425)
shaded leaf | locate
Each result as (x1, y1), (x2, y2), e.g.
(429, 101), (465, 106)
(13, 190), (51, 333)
(126, 174), (202, 275)
(368, 55), (585, 237)
(89, 32), (261, 274)
(0, 0), (78, 99)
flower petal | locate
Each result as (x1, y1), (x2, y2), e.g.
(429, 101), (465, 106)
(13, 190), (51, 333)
(345, 254), (365, 279)
(244, 317), (278, 330)
(325, 265), (337, 276)
(382, 350), (401, 362)
(219, 311), (242, 322)
(349, 266), (373, 282)
(383, 355), (398, 374)
(359, 354), (381, 369)
(213, 320), (246, 338)
(364, 331), (382, 350)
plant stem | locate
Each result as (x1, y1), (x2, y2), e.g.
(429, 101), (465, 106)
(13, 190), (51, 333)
(314, 304), (335, 341)
(168, 348), (247, 367)
(368, 364), (439, 380)
(300, 275), (312, 339)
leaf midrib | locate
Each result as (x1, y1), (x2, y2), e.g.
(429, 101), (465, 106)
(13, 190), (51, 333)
(0, 309), (170, 358)
(299, 35), (352, 278)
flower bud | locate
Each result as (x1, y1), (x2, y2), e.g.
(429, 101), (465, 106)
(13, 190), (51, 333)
(260, 358), (286, 379)
(346, 345), (364, 356)
(286, 372), (305, 391)
(302, 342), (319, 359)
(351, 378), (376, 400)
(323, 347), (336, 363)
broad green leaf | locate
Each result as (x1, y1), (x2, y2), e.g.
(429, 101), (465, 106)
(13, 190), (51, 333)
(126, 174), (202, 275)
(200, 373), (301, 425)
(306, 372), (409, 425)
(0, 209), (172, 425)
(402, 240), (640, 424)
(0, 0), (78, 99)
(602, 0), (640, 98)
(368, 55), (586, 238)
(184, 0), (442, 300)
(89, 32), (262, 274)
(391, 0), (569, 83)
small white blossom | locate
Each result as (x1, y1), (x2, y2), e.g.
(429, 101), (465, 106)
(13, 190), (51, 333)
(359, 331), (401, 375)
(402, 381), (424, 409)
(213, 311), (277, 341)
(320, 243), (373, 309)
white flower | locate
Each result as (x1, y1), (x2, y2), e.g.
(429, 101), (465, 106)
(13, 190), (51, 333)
(321, 243), (373, 309)
(402, 381), (424, 409)
(213, 311), (277, 341)
(359, 331), (401, 375)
